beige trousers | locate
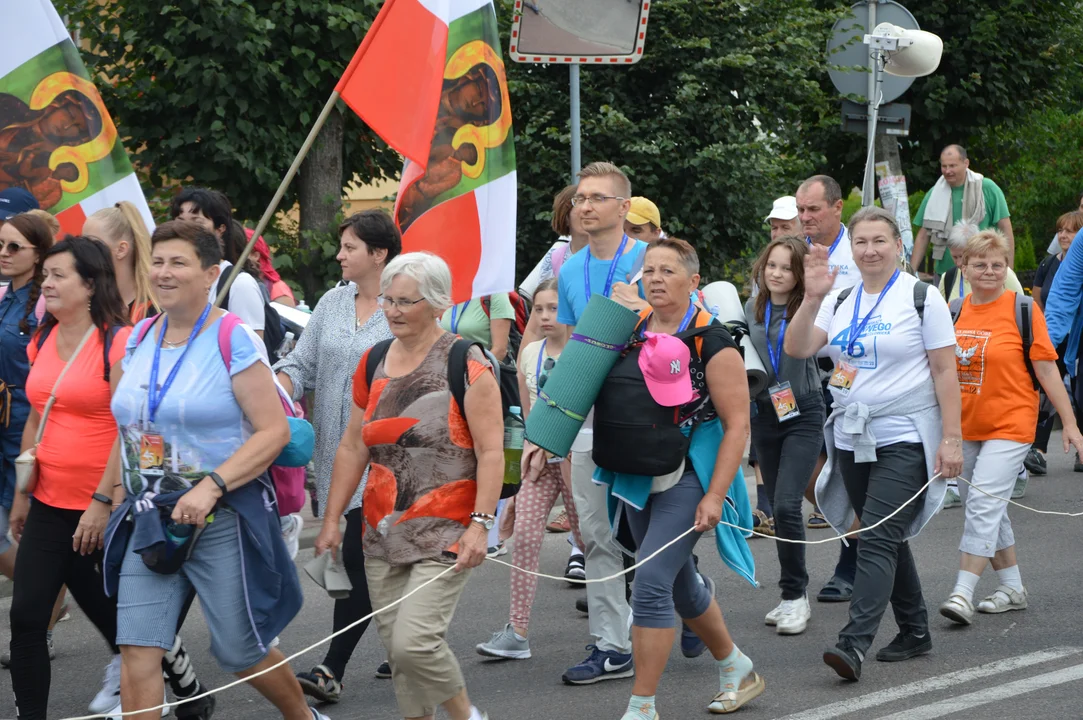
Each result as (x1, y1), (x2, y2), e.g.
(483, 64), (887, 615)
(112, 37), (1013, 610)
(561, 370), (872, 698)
(365, 558), (472, 718)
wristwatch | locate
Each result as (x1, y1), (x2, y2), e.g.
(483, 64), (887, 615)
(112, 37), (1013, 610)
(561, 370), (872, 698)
(469, 512), (496, 530)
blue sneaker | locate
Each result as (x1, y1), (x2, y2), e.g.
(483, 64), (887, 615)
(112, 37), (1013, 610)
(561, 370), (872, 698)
(561, 645), (634, 685)
(680, 574), (716, 658)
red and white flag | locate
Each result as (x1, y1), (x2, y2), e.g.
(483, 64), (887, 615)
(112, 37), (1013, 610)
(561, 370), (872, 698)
(0, 0), (155, 236)
(337, 0), (516, 302)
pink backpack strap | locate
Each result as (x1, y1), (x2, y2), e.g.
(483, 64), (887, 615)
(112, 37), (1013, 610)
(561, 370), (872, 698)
(134, 314), (162, 345)
(0, 286), (50, 323)
(216, 312), (244, 372)
(551, 242), (569, 277)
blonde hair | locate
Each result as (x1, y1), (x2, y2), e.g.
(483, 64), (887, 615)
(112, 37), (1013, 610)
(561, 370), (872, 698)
(87, 201), (159, 315)
(962, 228), (1012, 265)
(25, 209), (60, 236)
(577, 161), (632, 197)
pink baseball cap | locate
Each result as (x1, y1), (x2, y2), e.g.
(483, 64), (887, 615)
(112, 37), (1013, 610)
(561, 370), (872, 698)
(638, 331), (695, 407)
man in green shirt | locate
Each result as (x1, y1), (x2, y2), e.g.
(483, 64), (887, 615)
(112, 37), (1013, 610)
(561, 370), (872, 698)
(910, 144), (1014, 275)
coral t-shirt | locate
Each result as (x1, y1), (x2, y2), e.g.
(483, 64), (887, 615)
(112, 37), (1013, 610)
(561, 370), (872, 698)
(954, 292), (1058, 443)
(26, 325), (131, 510)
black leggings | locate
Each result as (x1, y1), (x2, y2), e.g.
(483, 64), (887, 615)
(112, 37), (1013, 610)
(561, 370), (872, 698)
(321, 508), (373, 679)
(10, 500), (119, 720)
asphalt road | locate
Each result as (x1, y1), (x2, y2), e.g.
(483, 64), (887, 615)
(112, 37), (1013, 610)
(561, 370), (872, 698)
(4, 436), (1083, 720)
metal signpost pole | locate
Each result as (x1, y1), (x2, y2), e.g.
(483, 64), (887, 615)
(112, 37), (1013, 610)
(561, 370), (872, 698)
(862, 0), (878, 206)
(570, 64), (581, 182)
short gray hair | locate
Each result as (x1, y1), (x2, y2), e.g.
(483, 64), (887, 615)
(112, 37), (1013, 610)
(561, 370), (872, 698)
(381, 251), (453, 312)
(947, 221), (979, 250)
(848, 205), (901, 241)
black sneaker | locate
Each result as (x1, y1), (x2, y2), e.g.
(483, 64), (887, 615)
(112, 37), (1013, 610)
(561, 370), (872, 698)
(1024, 448), (1047, 476)
(174, 693), (216, 719)
(575, 596), (589, 614)
(1075, 452), (1083, 473)
(875, 631), (932, 662)
(375, 660), (392, 679)
(823, 643), (862, 681)
(564, 552), (585, 586)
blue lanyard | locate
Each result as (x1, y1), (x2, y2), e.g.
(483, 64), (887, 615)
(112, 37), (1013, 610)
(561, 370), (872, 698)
(536, 339), (547, 381)
(847, 270), (899, 357)
(584, 235), (630, 301)
(764, 302), (787, 377)
(642, 303), (697, 338)
(450, 300), (470, 334)
(807, 226), (845, 257)
(148, 304), (212, 423)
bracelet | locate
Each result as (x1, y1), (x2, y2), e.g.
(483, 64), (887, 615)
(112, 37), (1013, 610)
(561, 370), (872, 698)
(942, 438), (962, 445)
(91, 492), (112, 506)
(469, 511), (496, 521)
(207, 472), (228, 496)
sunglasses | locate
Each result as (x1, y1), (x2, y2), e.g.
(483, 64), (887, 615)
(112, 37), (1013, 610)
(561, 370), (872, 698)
(538, 357), (556, 390)
(2, 242), (34, 255)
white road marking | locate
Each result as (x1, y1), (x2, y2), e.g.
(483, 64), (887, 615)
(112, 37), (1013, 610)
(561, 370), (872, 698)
(875, 662), (1083, 719)
(775, 646), (1082, 720)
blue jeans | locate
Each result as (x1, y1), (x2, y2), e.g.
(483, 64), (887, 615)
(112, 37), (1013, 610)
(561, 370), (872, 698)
(623, 470), (712, 629)
(117, 508), (267, 672)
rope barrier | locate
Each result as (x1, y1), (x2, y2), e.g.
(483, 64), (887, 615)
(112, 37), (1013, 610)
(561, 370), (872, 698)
(62, 469), (1083, 719)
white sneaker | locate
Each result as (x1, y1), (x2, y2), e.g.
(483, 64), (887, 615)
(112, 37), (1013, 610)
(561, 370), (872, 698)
(105, 690), (169, 719)
(310, 707), (333, 720)
(977, 585), (1028, 614)
(775, 595), (811, 635)
(765, 601), (785, 626)
(89, 654), (122, 714)
(281, 513), (305, 560)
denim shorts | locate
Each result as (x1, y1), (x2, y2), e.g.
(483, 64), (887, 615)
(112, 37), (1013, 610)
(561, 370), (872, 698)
(0, 503), (10, 555)
(116, 508), (268, 672)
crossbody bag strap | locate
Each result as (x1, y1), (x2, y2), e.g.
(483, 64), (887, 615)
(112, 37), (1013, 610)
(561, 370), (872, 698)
(35, 325), (95, 445)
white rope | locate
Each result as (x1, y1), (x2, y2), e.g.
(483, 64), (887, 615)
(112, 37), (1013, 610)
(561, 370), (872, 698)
(956, 475), (1083, 517)
(60, 524), (703, 719)
(64, 469), (1083, 718)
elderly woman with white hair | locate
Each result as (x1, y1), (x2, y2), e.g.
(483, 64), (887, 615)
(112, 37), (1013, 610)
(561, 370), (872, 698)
(938, 222), (1025, 303)
(314, 252), (503, 720)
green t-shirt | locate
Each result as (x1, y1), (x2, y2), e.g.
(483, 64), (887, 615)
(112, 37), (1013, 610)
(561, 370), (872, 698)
(438, 294), (515, 349)
(915, 177), (1011, 274)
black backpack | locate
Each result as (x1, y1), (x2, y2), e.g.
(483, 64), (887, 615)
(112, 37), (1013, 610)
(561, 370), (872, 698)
(592, 313), (716, 476)
(216, 264), (287, 364)
(833, 279), (932, 322)
(949, 292), (1039, 390)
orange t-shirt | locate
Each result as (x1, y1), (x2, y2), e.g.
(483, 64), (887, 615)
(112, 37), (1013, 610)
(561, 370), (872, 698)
(26, 325), (131, 510)
(955, 293), (1058, 443)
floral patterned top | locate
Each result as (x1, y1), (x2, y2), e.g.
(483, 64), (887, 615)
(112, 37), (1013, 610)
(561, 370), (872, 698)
(273, 283), (392, 516)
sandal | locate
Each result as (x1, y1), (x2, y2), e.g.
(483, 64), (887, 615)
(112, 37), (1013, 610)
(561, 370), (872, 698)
(816, 576), (853, 603)
(708, 672), (766, 714)
(807, 511), (830, 529)
(750, 509), (775, 537)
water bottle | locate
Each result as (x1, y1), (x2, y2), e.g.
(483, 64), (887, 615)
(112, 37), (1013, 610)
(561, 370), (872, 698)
(503, 406), (525, 489)
(164, 521), (193, 548)
(296, 299), (311, 313)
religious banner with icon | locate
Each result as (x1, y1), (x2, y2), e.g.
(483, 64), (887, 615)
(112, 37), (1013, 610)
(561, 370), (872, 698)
(0, 0), (154, 236)
(336, 0), (516, 303)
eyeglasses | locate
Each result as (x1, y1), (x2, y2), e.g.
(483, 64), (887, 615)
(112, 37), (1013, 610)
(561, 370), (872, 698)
(570, 194), (625, 207)
(377, 295), (426, 309)
(969, 262), (1007, 274)
(1, 242), (33, 255)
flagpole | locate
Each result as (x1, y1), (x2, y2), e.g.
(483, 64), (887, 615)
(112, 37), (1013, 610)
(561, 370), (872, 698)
(214, 90), (342, 308)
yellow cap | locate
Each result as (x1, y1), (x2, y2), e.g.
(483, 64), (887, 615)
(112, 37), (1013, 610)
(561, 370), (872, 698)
(626, 197), (661, 228)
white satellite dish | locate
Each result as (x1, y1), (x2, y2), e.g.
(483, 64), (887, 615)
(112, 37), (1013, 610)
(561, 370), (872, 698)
(866, 22), (944, 77)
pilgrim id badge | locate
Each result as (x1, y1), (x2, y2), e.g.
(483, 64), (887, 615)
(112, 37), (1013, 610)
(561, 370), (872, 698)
(769, 382), (800, 422)
(139, 433), (166, 472)
(829, 359), (858, 395)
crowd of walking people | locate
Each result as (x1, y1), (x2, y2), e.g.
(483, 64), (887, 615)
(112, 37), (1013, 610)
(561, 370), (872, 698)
(1, 146), (1082, 720)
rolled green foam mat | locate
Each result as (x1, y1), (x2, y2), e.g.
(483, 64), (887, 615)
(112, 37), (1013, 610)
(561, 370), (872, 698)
(524, 294), (641, 457)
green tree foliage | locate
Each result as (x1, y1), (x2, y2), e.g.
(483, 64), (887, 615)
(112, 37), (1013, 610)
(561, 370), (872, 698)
(57, 0), (400, 222)
(501, 0), (844, 282)
(975, 108), (1083, 265)
(816, 0), (1083, 191)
